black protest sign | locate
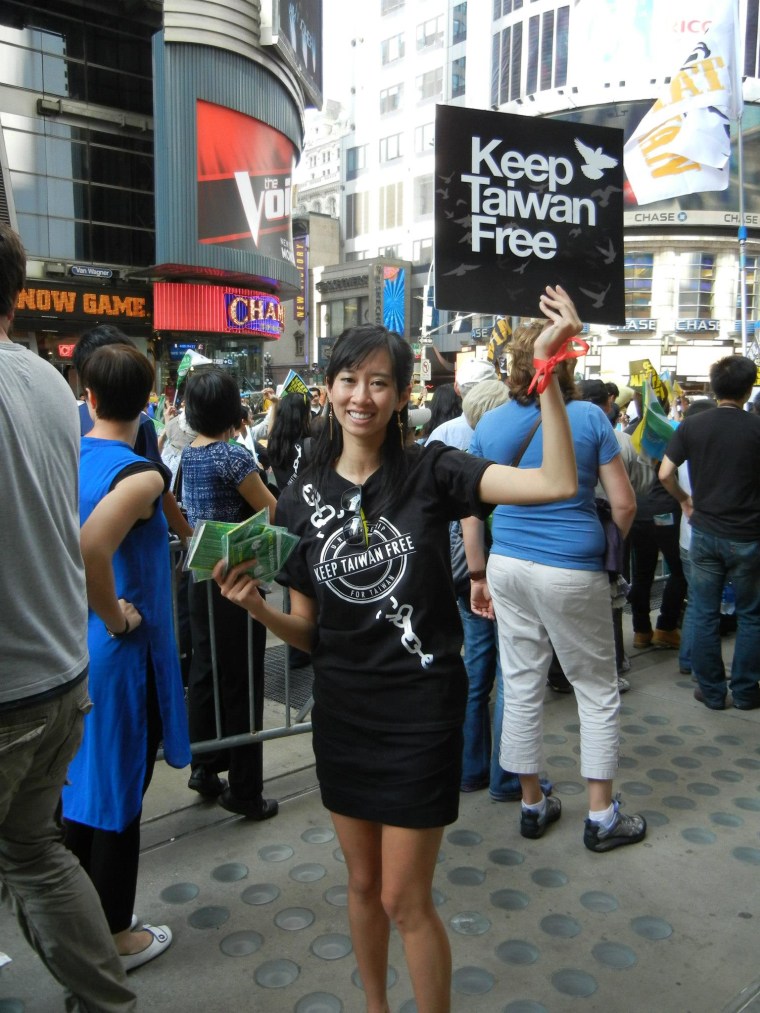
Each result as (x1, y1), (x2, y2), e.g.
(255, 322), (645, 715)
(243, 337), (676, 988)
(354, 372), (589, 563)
(434, 105), (624, 324)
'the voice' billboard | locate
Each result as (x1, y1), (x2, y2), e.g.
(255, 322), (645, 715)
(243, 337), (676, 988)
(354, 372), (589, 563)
(197, 100), (296, 267)
(434, 105), (625, 325)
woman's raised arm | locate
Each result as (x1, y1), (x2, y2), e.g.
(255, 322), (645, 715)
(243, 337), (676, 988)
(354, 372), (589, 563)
(478, 285), (580, 507)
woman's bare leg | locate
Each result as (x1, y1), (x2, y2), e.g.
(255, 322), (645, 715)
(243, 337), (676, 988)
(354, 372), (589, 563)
(381, 825), (451, 1013)
(330, 812), (390, 1013)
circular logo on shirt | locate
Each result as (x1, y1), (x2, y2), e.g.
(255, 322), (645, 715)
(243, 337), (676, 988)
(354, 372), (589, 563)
(314, 517), (413, 604)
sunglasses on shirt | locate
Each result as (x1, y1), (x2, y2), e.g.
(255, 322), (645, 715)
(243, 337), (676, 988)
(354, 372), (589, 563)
(341, 485), (369, 547)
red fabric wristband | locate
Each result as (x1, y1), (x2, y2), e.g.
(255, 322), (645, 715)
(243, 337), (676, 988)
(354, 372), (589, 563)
(527, 337), (590, 395)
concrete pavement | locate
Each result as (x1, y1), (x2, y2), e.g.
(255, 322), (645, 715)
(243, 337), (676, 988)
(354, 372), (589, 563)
(2, 632), (760, 1012)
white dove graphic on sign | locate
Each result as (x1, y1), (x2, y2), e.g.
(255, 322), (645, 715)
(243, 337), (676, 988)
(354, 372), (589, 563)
(574, 138), (619, 180)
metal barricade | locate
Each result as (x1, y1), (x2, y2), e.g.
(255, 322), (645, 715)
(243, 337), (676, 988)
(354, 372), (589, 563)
(169, 539), (313, 758)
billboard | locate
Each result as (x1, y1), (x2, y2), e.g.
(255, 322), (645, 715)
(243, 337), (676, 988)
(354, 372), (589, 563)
(434, 104), (625, 324)
(568, 0), (729, 91)
(554, 103), (760, 230)
(261, 0), (323, 108)
(152, 35), (302, 296)
(197, 101), (296, 266)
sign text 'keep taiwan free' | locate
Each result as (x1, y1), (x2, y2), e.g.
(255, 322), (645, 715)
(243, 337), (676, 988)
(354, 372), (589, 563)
(434, 105), (625, 324)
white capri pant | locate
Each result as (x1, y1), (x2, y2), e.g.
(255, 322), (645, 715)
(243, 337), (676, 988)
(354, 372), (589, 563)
(488, 554), (620, 782)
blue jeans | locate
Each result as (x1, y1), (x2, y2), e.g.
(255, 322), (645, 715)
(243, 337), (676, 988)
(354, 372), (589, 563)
(689, 529), (760, 708)
(679, 549), (692, 672)
(457, 596), (521, 798)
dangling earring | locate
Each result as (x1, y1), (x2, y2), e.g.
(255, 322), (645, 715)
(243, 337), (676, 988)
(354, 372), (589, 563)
(328, 402), (334, 441)
(397, 410), (404, 448)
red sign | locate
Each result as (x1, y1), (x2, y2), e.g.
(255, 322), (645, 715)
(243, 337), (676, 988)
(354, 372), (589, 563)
(57, 342), (76, 359)
(196, 100), (296, 265)
(153, 282), (283, 337)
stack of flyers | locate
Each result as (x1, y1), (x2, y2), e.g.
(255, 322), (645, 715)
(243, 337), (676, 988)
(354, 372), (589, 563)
(183, 520), (237, 582)
(223, 508), (300, 585)
(184, 507), (299, 586)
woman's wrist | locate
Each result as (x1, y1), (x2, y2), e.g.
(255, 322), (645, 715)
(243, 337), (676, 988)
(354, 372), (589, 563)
(106, 614), (131, 638)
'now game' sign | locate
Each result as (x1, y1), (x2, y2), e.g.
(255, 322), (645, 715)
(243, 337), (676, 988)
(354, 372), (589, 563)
(16, 284), (150, 321)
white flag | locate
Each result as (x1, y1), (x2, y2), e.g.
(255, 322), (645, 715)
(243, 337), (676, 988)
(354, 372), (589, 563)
(176, 349), (212, 383)
(623, 1), (743, 205)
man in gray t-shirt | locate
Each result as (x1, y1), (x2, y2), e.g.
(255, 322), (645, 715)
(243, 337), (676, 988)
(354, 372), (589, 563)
(0, 224), (135, 1010)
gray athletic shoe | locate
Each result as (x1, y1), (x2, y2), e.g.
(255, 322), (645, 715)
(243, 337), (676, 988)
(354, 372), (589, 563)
(584, 797), (646, 853)
(520, 795), (562, 839)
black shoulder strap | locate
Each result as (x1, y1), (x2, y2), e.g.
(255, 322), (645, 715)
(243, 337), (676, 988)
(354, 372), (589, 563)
(511, 415), (542, 468)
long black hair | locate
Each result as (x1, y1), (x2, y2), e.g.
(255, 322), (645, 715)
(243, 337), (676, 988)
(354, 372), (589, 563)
(267, 392), (311, 469)
(306, 324), (414, 515)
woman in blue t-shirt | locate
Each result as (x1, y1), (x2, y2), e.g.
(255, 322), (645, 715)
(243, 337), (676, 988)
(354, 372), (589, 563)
(466, 321), (646, 856)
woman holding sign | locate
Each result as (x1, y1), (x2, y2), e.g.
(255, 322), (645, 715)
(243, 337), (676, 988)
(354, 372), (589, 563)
(214, 287), (580, 1013)
(181, 368), (278, 819)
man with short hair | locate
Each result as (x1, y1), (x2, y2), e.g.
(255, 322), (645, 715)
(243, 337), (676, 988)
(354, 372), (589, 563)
(660, 355), (760, 710)
(0, 225), (136, 1008)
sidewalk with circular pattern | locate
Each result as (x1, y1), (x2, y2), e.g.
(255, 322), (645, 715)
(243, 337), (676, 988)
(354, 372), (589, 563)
(2, 644), (759, 1012)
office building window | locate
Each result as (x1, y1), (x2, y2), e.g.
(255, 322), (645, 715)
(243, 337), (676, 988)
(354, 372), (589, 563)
(415, 122), (435, 153)
(624, 253), (654, 318)
(526, 6), (569, 94)
(491, 22), (523, 105)
(678, 253), (715, 318)
(451, 56), (466, 98)
(379, 181), (404, 229)
(381, 0), (404, 14)
(453, 3), (467, 45)
(414, 175), (434, 218)
(737, 255), (758, 319)
(380, 83), (403, 114)
(379, 244), (401, 258)
(413, 236), (433, 264)
(346, 144), (368, 181)
(381, 33), (405, 64)
(345, 250), (368, 262)
(417, 15), (444, 51)
(417, 67), (443, 103)
(379, 133), (403, 162)
(345, 191), (370, 239)
(494, 0), (523, 15)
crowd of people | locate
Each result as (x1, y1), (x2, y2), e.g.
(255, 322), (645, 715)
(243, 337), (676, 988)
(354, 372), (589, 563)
(2, 214), (759, 1012)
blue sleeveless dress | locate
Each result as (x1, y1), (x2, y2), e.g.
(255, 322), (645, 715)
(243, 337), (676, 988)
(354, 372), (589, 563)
(63, 437), (191, 832)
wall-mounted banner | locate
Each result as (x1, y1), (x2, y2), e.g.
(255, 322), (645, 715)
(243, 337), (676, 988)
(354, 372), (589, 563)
(197, 100), (296, 266)
(434, 105), (625, 324)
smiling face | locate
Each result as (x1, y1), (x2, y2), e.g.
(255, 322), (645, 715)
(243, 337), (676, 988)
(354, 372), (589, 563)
(327, 348), (410, 448)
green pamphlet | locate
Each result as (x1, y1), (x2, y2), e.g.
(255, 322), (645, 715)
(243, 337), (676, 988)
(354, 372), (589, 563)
(184, 507), (299, 585)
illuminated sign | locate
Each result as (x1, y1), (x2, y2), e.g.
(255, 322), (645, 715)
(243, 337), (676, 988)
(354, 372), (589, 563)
(57, 342), (76, 359)
(16, 285), (149, 321)
(676, 318), (720, 332)
(294, 235), (308, 321)
(608, 319), (658, 332)
(154, 282), (283, 338)
(225, 293), (283, 336)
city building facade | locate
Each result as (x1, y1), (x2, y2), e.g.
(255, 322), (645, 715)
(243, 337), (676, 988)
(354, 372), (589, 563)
(0, 0), (322, 394)
(317, 0), (760, 387)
